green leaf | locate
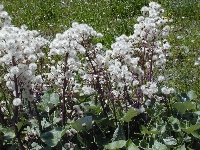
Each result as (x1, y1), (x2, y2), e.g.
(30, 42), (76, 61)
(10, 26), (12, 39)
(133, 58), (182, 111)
(77, 134), (86, 146)
(41, 118), (51, 129)
(40, 146), (52, 150)
(17, 119), (29, 132)
(182, 124), (200, 134)
(91, 114), (106, 124)
(146, 105), (165, 118)
(191, 131), (200, 139)
(187, 90), (197, 101)
(194, 111), (200, 115)
(41, 127), (67, 147)
(53, 117), (62, 125)
(8, 146), (17, 150)
(126, 140), (139, 150)
(31, 142), (42, 149)
(173, 101), (195, 114)
(121, 108), (137, 122)
(147, 140), (167, 150)
(42, 92), (59, 105)
(176, 144), (186, 150)
(168, 116), (181, 132)
(176, 93), (190, 102)
(113, 124), (126, 141)
(116, 107), (124, 120)
(95, 136), (109, 148)
(3, 129), (15, 140)
(141, 125), (158, 135)
(72, 116), (92, 131)
(104, 140), (126, 149)
(163, 136), (177, 146)
(49, 93), (60, 105)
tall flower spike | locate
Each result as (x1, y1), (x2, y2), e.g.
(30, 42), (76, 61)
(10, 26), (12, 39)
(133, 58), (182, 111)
(0, 24), (49, 102)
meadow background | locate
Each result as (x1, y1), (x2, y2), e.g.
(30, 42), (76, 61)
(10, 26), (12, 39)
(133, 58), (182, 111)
(1, 0), (200, 149)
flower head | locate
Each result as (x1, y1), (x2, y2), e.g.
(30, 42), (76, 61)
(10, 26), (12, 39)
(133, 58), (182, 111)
(13, 98), (22, 106)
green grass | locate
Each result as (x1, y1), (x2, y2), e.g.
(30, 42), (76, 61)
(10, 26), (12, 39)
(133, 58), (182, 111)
(1, 0), (200, 96)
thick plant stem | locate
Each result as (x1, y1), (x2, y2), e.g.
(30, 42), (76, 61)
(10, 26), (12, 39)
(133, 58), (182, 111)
(62, 80), (66, 126)
(32, 101), (43, 133)
(13, 73), (25, 150)
(28, 101), (33, 118)
(62, 53), (69, 126)
(12, 56), (25, 149)
(14, 106), (25, 150)
(96, 77), (108, 118)
(111, 100), (117, 126)
(149, 49), (154, 82)
(85, 49), (108, 118)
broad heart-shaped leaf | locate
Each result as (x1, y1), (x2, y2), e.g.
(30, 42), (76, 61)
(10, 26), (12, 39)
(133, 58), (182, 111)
(113, 124), (126, 141)
(163, 136), (177, 146)
(173, 101), (195, 114)
(182, 124), (200, 134)
(147, 140), (167, 150)
(121, 108), (137, 122)
(126, 140), (139, 150)
(72, 116), (92, 132)
(49, 93), (60, 105)
(187, 90), (197, 101)
(40, 92), (59, 112)
(104, 140), (126, 149)
(41, 127), (67, 147)
(41, 92), (60, 105)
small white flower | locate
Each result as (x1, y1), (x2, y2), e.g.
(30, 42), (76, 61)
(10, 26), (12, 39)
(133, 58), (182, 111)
(161, 86), (170, 95)
(35, 75), (43, 84)
(97, 33), (103, 38)
(65, 71), (73, 78)
(132, 80), (139, 86)
(145, 99), (151, 107)
(29, 63), (37, 71)
(158, 76), (165, 82)
(195, 61), (200, 66)
(28, 54), (37, 62)
(82, 86), (95, 95)
(13, 98), (22, 106)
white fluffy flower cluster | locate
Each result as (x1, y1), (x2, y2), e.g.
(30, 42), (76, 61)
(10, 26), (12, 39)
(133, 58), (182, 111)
(0, 5), (11, 28)
(131, 2), (171, 68)
(0, 17), (49, 102)
(141, 82), (158, 98)
(48, 22), (103, 95)
(107, 35), (142, 94)
(161, 86), (175, 95)
(105, 2), (174, 100)
(13, 98), (22, 106)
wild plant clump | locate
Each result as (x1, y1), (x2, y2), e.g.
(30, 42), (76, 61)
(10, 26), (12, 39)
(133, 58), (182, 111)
(0, 2), (199, 150)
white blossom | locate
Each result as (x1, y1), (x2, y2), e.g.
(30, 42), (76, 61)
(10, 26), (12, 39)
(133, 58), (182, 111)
(13, 98), (22, 106)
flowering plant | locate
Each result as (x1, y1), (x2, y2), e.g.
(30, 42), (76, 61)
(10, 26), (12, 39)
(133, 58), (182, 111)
(0, 2), (199, 150)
